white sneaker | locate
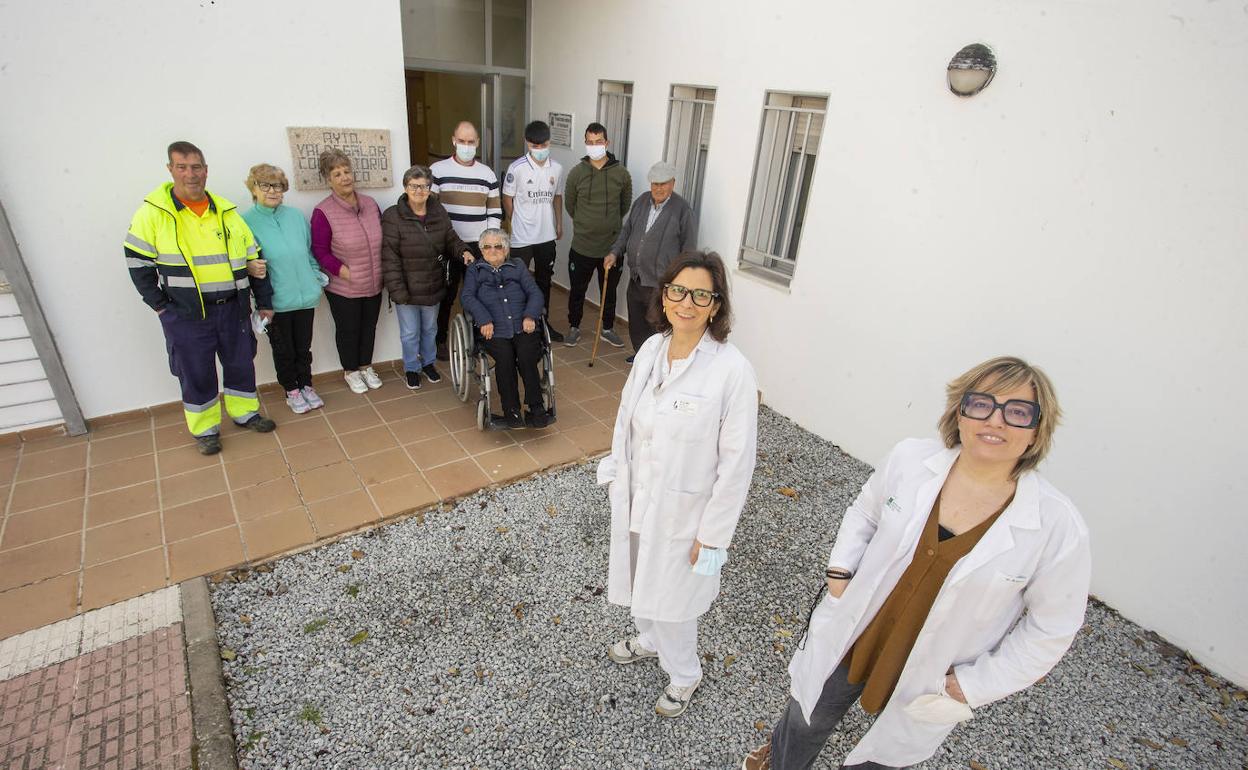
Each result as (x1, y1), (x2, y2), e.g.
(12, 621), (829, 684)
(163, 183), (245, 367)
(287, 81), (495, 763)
(301, 386), (324, 409)
(362, 366), (383, 389)
(607, 636), (658, 664)
(344, 370), (368, 394)
(655, 676), (702, 718)
(285, 389), (311, 414)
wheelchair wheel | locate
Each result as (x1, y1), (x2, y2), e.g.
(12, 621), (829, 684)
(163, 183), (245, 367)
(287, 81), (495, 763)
(541, 344), (557, 419)
(449, 314), (473, 402)
(476, 399), (487, 430)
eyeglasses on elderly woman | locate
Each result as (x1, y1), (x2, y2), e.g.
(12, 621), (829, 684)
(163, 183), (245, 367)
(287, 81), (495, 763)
(256, 182), (287, 192)
(663, 283), (719, 307)
(959, 392), (1041, 429)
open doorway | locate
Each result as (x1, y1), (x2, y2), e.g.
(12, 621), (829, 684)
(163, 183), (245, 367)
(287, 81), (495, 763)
(403, 69), (527, 179)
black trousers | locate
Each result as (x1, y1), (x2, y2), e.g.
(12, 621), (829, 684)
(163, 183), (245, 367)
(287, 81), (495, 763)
(626, 278), (658, 352)
(267, 308), (316, 392)
(512, 240), (556, 319)
(769, 660), (903, 770)
(483, 331), (543, 417)
(437, 242), (479, 345)
(566, 248), (621, 331)
(324, 291), (382, 371)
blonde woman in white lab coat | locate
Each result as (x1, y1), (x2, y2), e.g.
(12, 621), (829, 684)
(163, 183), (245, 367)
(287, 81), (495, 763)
(597, 250), (758, 718)
(743, 356), (1091, 770)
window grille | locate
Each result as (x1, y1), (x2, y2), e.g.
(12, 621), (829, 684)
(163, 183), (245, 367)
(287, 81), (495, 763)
(596, 80), (633, 165)
(663, 85), (716, 218)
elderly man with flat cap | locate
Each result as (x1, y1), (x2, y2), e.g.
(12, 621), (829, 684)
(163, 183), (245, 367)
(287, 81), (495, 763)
(605, 161), (697, 359)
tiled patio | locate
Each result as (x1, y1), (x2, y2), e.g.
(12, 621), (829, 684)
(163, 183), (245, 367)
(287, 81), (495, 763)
(0, 289), (629, 640)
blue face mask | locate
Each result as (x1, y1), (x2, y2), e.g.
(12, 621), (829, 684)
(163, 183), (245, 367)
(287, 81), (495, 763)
(530, 146), (550, 162)
(455, 143), (476, 163)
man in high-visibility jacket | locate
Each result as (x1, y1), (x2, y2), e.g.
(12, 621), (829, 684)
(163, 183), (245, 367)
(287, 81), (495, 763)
(125, 141), (277, 455)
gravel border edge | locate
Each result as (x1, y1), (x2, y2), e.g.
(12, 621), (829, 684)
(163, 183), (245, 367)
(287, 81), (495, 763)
(181, 577), (239, 770)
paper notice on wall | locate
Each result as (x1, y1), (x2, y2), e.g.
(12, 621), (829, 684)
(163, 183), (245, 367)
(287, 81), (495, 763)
(286, 127), (393, 191)
(548, 112), (574, 149)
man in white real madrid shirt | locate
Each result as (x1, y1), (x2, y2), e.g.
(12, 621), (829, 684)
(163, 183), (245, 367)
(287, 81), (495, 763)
(502, 120), (565, 341)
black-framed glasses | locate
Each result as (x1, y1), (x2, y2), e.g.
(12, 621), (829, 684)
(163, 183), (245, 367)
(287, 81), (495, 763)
(663, 283), (719, 307)
(405, 183), (431, 192)
(256, 182), (286, 192)
(960, 392), (1041, 429)
(480, 243), (507, 251)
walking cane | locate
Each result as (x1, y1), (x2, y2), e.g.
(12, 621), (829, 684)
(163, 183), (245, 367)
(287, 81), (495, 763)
(588, 263), (612, 368)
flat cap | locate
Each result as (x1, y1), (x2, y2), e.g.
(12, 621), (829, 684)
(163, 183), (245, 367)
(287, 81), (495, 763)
(647, 161), (678, 184)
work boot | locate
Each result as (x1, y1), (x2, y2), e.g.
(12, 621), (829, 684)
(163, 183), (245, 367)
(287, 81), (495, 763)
(195, 434), (222, 456)
(238, 415), (276, 433)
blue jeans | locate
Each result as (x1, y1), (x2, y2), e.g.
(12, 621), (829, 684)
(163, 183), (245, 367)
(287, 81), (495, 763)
(395, 304), (438, 372)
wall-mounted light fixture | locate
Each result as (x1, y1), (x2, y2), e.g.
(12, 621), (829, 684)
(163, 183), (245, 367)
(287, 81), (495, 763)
(947, 43), (996, 97)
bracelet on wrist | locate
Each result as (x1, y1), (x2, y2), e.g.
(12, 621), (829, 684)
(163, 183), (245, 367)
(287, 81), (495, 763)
(825, 568), (853, 580)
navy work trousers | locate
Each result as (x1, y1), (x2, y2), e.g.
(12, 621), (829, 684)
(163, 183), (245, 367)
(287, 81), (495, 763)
(159, 297), (259, 436)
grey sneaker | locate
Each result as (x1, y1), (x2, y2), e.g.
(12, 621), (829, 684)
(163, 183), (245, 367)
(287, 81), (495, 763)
(607, 636), (658, 664)
(655, 676), (702, 718)
(600, 328), (625, 348)
(564, 326), (582, 346)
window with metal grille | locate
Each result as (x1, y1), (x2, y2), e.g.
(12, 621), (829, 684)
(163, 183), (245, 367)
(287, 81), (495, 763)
(739, 92), (827, 285)
(663, 85), (715, 218)
(597, 80), (633, 165)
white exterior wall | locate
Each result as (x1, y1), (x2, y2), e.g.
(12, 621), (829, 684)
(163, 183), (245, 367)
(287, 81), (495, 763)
(532, 1), (1248, 684)
(0, 0), (409, 420)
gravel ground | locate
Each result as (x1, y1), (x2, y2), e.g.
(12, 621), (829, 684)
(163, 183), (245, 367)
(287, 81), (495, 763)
(211, 407), (1248, 770)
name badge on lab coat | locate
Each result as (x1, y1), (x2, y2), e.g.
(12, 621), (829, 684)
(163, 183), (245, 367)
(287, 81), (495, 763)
(673, 399), (699, 416)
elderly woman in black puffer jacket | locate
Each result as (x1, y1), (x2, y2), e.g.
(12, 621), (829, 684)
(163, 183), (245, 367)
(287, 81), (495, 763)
(381, 165), (472, 389)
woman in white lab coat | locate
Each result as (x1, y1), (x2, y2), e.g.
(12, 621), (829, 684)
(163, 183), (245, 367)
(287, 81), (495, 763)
(743, 356), (1091, 770)
(597, 250), (758, 718)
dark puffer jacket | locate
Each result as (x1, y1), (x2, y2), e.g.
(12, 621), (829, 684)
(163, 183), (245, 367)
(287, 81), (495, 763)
(460, 258), (544, 339)
(380, 195), (468, 306)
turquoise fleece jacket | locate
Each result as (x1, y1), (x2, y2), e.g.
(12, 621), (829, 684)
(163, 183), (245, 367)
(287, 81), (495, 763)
(241, 203), (324, 312)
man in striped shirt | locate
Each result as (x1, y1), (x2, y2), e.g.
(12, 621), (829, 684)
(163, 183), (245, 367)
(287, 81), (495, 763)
(431, 121), (503, 360)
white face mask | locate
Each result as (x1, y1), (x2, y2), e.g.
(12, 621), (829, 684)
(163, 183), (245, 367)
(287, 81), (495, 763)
(585, 144), (607, 161)
(455, 143), (476, 163)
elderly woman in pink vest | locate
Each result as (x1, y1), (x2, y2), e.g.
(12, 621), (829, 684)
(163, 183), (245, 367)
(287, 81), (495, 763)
(311, 148), (385, 394)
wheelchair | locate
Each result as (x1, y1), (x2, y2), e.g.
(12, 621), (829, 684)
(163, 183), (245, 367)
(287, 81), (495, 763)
(447, 309), (558, 431)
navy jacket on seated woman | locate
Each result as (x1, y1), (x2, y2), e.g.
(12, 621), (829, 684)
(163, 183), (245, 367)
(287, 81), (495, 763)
(460, 257), (545, 338)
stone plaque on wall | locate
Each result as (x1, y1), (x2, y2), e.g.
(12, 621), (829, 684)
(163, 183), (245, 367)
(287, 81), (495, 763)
(286, 127), (393, 191)
(548, 112), (574, 149)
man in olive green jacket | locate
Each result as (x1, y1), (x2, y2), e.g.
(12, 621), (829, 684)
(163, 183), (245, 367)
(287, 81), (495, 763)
(563, 122), (632, 348)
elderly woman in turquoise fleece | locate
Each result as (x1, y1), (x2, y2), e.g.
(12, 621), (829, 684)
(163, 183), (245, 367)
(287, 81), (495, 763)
(240, 163), (327, 414)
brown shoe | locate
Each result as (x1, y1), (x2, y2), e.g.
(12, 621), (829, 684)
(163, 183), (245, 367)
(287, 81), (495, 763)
(742, 738), (771, 770)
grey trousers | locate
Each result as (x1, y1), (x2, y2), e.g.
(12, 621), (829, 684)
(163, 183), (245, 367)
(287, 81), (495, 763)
(770, 660), (903, 770)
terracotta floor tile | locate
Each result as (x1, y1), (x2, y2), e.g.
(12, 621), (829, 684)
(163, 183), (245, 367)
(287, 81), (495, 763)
(522, 433), (585, 469)
(84, 513), (162, 566)
(153, 424), (195, 452)
(367, 474), (438, 518)
(580, 394), (622, 423)
(366, 380), (417, 405)
(88, 431), (154, 466)
(390, 415), (449, 445)
(274, 415), (333, 448)
(87, 455), (156, 495)
(159, 467), (227, 508)
(317, 388), (369, 413)
(168, 526), (244, 583)
(219, 429), (280, 460)
(81, 548), (166, 611)
(588, 370), (629, 393)
(337, 425), (399, 459)
(453, 427), (516, 455)
(0, 499), (83, 550)
(423, 459), (490, 501)
(15, 444), (88, 482)
(19, 432), (87, 454)
(0, 533), (80, 590)
(435, 407), (480, 433)
(10, 470), (86, 513)
(307, 489), (379, 538)
(224, 451), (289, 490)
(548, 402), (597, 430)
(88, 416), (153, 440)
(351, 448), (415, 485)
(561, 422), (613, 456)
(163, 493), (236, 542)
(157, 444), (221, 478)
(0, 573), (79, 638)
(150, 401), (185, 427)
(326, 405), (383, 435)
(295, 461), (362, 503)
(87, 482), (159, 528)
(373, 394), (429, 422)
(284, 438), (346, 473)
(421, 389), (469, 414)
(555, 376), (608, 402)
(405, 435), (468, 470)
(0, 442), (18, 460)
(0, 457), (15, 487)
(474, 445), (539, 485)
(232, 477), (301, 522)
(241, 507), (315, 561)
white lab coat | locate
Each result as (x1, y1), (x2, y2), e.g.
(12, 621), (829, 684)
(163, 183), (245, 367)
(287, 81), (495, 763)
(596, 332), (758, 622)
(788, 438), (1092, 767)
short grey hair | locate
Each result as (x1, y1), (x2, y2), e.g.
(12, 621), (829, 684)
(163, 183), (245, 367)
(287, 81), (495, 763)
(402, 165), (432, 187)
(479, 228), (510, 250)
(647, 161), (678, 184)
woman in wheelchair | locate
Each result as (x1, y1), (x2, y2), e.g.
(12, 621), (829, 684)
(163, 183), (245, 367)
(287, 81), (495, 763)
(460, 228), (551, 429)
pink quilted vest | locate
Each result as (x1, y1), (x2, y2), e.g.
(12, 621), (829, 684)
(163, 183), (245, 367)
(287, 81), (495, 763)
(315, 193), (383, 298)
